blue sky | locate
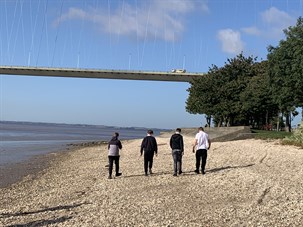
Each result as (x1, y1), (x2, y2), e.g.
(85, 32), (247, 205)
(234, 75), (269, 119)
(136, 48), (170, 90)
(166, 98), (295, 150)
(0, 0), (302, 129)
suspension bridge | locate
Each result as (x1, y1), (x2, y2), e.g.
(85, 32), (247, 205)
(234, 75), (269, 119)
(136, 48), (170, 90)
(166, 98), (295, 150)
(0, 1), (208, 83)
(0, 66), (205, 82)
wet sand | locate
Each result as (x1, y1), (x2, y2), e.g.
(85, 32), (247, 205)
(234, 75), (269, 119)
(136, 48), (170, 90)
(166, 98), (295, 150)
(0, 142), (106, 188)
(0, 136), (303, 226)
(0, 149), (67, 188)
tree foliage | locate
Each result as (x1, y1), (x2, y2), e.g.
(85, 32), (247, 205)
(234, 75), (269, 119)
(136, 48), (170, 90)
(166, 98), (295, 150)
(187, 53), (272, 127)
(267, 17), (303, 131)
(186, 17), (303, 129)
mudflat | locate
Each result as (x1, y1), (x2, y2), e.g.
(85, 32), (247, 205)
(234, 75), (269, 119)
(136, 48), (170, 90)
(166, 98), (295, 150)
(0, 135), (302, 226)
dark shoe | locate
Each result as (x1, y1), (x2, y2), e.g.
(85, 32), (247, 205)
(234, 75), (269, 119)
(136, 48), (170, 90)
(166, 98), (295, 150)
(145, 172), (148, 176)
(202, 171), (205, 175)
(116, 173), (122, 177)
(149, 169), (153, 174)
(194, 170), (199, 174)
(173, 173), (177, 176)
(108, 175), (112, 179)
(178, 171), (183, 175)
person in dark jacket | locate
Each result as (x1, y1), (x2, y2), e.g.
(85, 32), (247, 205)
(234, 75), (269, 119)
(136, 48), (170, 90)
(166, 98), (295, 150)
(140, 130), (158, 176)
(107, 132), (122, 179)
(170, 128), (184, 176)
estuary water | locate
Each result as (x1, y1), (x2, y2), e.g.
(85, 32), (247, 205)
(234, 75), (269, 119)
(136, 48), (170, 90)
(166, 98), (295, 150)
(0, 121), (164, 167)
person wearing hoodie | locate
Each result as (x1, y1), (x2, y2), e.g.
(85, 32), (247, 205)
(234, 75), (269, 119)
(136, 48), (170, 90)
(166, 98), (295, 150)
(170, 128), (184, 176)
(107, 132), (122, 179)
(140, 130), (158, 176)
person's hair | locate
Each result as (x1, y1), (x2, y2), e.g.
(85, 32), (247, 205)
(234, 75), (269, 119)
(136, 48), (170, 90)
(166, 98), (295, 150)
(147, 129), (154, 134)
(176, 128), (181, 133)
(198, 127), (204, 131)
(114, 132), (119, 137)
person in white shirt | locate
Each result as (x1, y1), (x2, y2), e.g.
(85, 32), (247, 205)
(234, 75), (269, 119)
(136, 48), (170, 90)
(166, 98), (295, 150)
(193, 127), (211, 174)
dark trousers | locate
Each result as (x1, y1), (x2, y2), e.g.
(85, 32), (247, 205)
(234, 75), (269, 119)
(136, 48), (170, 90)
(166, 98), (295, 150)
(172, 150), (182, 174)
(196, 149), (207, 173)
(144, 152), (154, 173)
(108, 156), (120, 176)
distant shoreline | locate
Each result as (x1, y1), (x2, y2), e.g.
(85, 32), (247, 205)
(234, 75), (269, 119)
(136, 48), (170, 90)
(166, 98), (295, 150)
(0, 120), (170, 131)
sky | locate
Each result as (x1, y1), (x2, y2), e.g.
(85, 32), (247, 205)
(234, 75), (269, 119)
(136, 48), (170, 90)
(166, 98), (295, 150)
(0, 0), (302, 129)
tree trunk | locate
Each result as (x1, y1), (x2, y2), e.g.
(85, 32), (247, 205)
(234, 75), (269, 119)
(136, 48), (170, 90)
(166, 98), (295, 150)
(277, 112), (280, 131)
(285, 112), (291, 132)
(217, 118), (222, 127)
(289, 111), (292, 132)
(224, 117), (228, 127)
(205, 115), (211, 127)
(208, 116), (211, 127)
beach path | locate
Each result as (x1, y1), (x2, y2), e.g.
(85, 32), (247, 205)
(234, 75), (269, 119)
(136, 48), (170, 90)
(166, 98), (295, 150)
(1, 136), (303, 226)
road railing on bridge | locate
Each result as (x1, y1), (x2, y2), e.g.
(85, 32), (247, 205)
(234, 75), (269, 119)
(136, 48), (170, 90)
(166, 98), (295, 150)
(0, 66), (205, 82)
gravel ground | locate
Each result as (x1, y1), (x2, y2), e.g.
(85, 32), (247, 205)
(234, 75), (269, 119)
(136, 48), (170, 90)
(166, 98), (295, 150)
(0, 136), (303, 227)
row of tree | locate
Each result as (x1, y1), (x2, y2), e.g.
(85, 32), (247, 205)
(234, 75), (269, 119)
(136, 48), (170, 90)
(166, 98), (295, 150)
(186, 17), (303, 131)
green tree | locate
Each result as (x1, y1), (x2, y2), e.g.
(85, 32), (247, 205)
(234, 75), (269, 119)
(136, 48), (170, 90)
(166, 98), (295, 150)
(240, 61), (278, 128)
(267, 17), (303, 131)
(186, 65), (220, 125)
(186, 53), (257, 126)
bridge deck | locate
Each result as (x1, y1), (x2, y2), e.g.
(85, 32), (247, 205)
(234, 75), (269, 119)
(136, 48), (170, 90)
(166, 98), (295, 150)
(0, 66), (205, 82)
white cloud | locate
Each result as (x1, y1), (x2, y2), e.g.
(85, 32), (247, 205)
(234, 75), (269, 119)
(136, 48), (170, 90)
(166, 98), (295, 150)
(261, 7), (293, 26)
(53, 0), (209, 42)
(261, 7), (295, 39)
(53, 8), (89, 26)
(242, 26), (261, 36)
(242, 7), (296, 40)
(217, 29), (244, 54)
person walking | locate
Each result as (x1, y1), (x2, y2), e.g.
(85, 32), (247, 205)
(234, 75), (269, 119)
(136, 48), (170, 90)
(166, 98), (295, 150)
(170, 128), (184, 176)
(107, 132), (122, 179)
(140, 130), (158, 176)
(193, 127), (211, 175)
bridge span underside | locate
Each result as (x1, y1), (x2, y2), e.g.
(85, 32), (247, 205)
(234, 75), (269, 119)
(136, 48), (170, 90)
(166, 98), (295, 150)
(0, 66), (205, 82)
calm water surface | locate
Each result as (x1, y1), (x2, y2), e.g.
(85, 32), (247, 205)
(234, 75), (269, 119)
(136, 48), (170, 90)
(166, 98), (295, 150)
(0, 121), (165, 167)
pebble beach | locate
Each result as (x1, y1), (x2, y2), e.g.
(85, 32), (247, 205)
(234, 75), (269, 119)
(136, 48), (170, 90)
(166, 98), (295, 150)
(1, 135), (303, 226)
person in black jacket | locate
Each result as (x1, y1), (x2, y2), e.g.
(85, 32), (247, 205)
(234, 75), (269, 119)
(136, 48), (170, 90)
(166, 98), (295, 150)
(107, 132), (122, 179)
(170, 128), (184, 176)
(140, 130), (158, 176)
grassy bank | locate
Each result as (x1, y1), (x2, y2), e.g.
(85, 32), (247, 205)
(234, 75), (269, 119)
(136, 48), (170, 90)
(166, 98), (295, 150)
(251, 129), (292, 140)
(282, 123), (303, 148)
(251, 126), (303, 148)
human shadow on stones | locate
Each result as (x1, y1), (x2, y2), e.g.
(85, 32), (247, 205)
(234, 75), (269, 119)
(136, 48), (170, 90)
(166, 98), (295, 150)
(108, 165), (254, 179)
(0, 203), (88, 218)
(5, 215), (72, 227)
(207, 164), (255, 173)
(120, 170), (204, 178)
(118, 170), (177, 178)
